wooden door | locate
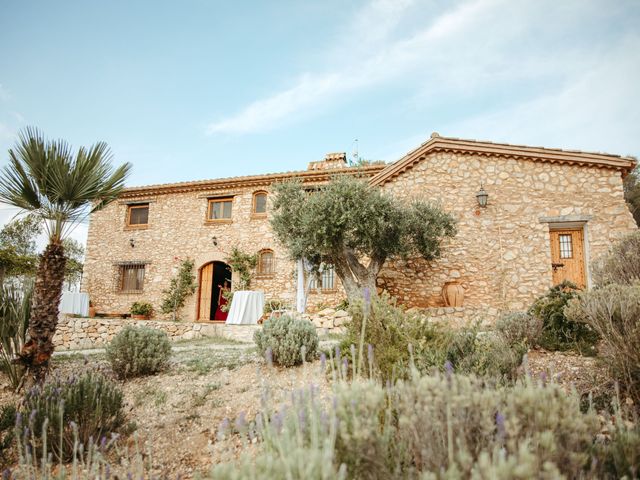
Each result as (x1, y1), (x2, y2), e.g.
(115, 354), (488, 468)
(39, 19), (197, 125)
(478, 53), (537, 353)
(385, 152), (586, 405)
(549, 229), (586, 288)
(198, 263), (214, 321)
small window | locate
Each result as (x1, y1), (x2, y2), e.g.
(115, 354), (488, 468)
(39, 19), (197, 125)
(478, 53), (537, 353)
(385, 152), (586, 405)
(258, 250), (274, 276)
(559, 234), (573, 259)
(310, 265), (335, 291)
(119, 264), (145, 292)
(208, 197), (233, 221)
(253, 192), (267, 215)
(127, 204), (149, 226)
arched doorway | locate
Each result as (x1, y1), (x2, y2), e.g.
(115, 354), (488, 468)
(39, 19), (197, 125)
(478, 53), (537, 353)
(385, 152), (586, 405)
(197, 261), (232, 321)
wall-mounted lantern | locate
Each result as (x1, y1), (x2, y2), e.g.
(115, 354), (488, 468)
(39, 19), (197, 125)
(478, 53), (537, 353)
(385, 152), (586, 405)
(212, 236), (218, 247)
(129, 238), (135, 248)
(476, 184), (489, 208)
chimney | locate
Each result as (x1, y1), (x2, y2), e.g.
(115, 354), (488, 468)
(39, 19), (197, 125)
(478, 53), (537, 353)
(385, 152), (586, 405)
(307, 152), (348, 171)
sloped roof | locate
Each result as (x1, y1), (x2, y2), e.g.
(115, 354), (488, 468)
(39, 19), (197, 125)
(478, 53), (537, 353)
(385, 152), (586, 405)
(369, 133), (637, 186)
(120, 164), (385, 198)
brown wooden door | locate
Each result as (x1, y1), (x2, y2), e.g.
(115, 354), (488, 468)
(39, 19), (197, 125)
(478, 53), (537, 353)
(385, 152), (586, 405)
(549, 229), (586, 288)
(198, 263), (214, 321)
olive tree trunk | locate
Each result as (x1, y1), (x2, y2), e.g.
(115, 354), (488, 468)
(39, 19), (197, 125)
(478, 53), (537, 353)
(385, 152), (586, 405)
(332, 247), (384, 304)
(19, 241), (66, 383)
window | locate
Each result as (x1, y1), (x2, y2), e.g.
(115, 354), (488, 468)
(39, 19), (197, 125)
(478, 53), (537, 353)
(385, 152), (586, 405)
(119, 264), (145, 292)
(258, 250), (274, 276)
(253, 192), (267, 215)
(126, 204), (149, 227)
(207, 197), (233, 221)
(559, 234), (573, 259)
(310, 265), (335, 291)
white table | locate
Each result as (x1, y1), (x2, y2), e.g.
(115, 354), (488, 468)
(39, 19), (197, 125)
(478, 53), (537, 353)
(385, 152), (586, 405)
(225, 290), (265, 325)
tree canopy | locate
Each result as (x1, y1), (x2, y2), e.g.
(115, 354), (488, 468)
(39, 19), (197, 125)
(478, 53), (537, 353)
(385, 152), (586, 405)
(270, 175), (456, 301)
(0, 215), (42, 279)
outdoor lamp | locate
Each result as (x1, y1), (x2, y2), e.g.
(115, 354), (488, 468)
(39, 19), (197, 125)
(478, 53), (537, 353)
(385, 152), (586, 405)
(129, 238), (135, 248)
(476, 184), (489, 208)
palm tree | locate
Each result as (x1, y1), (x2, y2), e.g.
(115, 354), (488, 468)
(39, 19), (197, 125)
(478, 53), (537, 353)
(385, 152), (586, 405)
(0, 127), (131, 383)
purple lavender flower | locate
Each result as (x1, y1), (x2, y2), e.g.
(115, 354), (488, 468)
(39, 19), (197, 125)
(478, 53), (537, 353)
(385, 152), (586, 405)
(29, 409), (36, 424)
(69, 421), (77, 430)
(367, 344), (374, 364)
(363, 287), (371, 306)
(342, 358), (348, 375)
(298, 408), (306, 432)
(100, 436), (107, 449)
(3, 468), (11, 480)
(335, 346), (341, 364)
(495, 411), (506, 443)
(15, 412), (21, 428)
(320, 352), (326, 371)
(235, 412), (247, 432)
(105, 464), (111, 479)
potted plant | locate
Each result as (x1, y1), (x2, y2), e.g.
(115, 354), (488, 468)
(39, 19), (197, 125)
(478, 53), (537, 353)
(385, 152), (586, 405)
(130, 301), (153, 320)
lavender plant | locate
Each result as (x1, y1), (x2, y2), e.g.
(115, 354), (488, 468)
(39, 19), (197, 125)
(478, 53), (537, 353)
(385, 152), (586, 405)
(20, 371), (125, 461)
(254, 315), (318, 367)
(106, 325), (171, 379)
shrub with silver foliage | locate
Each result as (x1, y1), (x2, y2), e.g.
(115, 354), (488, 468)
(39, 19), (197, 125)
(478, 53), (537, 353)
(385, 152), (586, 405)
(106, 326), (172, 379)
(495, 311), (543, 348)
(254, 315), (318, 367)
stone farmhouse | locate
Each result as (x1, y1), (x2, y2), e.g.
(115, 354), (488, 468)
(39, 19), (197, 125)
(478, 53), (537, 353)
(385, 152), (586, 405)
(82, 133), (636, 325)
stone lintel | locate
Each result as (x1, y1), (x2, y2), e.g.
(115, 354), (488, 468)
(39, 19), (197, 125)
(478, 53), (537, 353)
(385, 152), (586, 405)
(538, 214), (593, 224)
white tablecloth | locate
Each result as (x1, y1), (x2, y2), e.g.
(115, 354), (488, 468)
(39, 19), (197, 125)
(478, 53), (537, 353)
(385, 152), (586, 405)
(59, 292), (90, 317)
(225, 290), (265, 325)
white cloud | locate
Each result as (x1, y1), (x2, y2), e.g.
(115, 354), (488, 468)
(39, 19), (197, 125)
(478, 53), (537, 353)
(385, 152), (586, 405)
(442, 34), (640, 157)
(207, 0), (503, 134)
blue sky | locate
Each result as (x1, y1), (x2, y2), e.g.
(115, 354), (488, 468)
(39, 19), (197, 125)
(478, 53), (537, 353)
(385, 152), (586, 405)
(0, 0), (639, 245)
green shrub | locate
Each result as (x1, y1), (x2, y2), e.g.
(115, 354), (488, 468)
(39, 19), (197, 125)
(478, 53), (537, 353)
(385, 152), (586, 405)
(565, 283), (640, 405)
(254, 315), (318, 367)
(106, 326), (172, 379)
(447, 330), (526, 380)
(21, 371), (125, 461)
(495, 311), (543, 348)
(129, 301), (153, 316)
(0, 283), (32, 389)
(343, 298), (524, 382)
(529, 281), (598, 354)
(592, 231), (640, 286)
(343, 297), (450, 381)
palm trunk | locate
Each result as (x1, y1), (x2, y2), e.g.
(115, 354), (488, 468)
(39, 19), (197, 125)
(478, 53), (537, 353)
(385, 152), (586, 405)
(19, 241), (66, 383)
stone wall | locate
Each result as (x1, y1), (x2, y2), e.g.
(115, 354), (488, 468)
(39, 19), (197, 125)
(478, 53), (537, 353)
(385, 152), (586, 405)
(83, 181), (348, 323)
(378, 151), (636, 311)
(53, 315), (258, 350)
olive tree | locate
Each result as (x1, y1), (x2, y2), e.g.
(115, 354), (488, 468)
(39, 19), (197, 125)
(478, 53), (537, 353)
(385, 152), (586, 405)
(270, 175), (456, 302)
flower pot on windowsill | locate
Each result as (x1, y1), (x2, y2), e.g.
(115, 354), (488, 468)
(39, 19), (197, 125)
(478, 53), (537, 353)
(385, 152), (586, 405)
(131, 314), (150, 320)
(88, 306), (96, 318)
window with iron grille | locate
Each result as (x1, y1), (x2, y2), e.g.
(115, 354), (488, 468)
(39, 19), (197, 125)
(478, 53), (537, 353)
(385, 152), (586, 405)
(310, 265), (335, 291)
(118, 263), (146, 292)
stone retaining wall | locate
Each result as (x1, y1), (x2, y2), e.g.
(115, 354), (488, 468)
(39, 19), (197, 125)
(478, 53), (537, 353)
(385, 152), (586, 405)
(53, 315), (258, 350)
(55, 305), (500, 351)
